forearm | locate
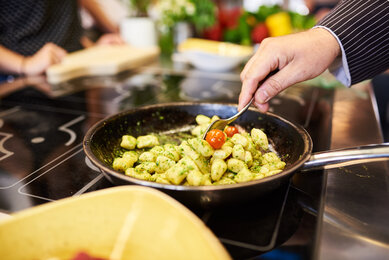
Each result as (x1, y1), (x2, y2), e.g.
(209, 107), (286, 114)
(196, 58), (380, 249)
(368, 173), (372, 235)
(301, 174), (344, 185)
(0, 45), (24, 75)
(78, 0), (118, 33)
(1, 43), (67, 76)
(317, 0), (389, 85)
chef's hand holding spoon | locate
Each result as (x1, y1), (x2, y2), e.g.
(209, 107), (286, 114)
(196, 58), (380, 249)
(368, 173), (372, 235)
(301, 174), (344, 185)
(238, 28), (341, 113)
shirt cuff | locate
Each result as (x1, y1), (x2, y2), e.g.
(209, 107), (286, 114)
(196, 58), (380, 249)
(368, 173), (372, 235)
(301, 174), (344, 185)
(313, 25), (351, 87)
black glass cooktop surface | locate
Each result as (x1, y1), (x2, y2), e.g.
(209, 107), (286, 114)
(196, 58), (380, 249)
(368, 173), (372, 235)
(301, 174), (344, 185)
(0, 68), (334, 259)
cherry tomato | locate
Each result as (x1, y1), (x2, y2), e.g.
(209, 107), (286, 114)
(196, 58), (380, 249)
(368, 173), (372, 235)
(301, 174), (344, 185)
(224, 126), (239, 137)
(206, 129), (226, 149)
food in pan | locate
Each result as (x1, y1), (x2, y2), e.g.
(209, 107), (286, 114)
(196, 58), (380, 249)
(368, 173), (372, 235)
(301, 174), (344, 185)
(112, 114), (286, 186)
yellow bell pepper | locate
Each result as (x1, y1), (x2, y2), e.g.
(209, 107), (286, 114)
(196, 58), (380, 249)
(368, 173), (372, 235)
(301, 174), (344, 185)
(265, 12), (293, 37)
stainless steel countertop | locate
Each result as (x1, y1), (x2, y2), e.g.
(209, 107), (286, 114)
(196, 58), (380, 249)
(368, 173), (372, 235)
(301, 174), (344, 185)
(316, 83), (389, 259)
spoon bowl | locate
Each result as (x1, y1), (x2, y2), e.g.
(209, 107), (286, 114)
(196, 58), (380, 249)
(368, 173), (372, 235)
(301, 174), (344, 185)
(202, 97), (254, 139)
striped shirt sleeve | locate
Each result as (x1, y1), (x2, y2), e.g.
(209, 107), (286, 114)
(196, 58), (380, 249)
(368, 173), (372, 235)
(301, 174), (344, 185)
(317, 0), (389, 86)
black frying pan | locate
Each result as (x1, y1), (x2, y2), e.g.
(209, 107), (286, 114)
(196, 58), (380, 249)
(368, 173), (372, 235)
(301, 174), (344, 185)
(83, 102), (389, 208)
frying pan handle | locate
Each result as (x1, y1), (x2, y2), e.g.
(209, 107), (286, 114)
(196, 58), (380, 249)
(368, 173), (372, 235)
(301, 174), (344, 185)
(301, 143), (389, 171)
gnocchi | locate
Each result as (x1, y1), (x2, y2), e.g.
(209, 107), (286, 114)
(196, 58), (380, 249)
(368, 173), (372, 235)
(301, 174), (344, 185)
(112, 114), (286, 186)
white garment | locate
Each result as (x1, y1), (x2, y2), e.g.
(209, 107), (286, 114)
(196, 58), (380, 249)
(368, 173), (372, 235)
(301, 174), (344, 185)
(313, 25), (351, 87)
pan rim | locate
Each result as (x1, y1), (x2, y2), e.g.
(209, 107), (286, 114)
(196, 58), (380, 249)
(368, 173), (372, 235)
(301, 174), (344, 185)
(83, 102), (313, 192)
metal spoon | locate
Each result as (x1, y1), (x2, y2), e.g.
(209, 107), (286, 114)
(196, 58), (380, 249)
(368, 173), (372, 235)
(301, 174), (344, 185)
(201, 70), (278, 140)
(202, 97), (254, 140)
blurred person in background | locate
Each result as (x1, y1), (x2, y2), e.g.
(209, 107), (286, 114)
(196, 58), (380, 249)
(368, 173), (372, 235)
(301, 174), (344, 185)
(80, 0), (128, 43)
(0, 0), (124, 81)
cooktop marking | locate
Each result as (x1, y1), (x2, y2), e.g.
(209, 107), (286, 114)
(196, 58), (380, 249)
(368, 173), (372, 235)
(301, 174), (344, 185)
(31, 137), (45, 144)
(0, 143), (82, 189)
(73, 173), (104, 196)
(0, 132), (14, 161)
(17, 147), (84, 200)
(58, 115), (86, 146)
(0, 107), (21, 160)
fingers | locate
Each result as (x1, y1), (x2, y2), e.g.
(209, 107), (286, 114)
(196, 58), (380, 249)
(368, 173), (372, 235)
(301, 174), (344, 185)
(52, 44), (67, 61)
(25, 43), (67, 75)
(255, 72), (285, 104)
(240, 59), (303, 112)
(238, 29), (342, 113)
(96, 34), (125, 46)
(238, 47), (277, 111)
(253, 101), (269, 113)
(257, 62), (309, 101)
(238, 77), (259, 111)
(43, 43), (67, 64)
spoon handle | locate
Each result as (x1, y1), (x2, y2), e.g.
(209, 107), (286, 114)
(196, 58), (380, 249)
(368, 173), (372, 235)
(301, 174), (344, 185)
(225, 97), (254, 124)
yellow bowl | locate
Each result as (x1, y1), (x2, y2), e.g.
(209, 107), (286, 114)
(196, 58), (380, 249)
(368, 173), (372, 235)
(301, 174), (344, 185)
(0, 186), (231, 260)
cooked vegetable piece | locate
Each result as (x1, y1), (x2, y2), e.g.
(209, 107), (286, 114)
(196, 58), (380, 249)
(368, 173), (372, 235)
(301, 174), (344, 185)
(232, 144), (245, 161)
(246, 140), (261, 159)
(231, 133), (249, 148)
(251, 128), (269, 150)
(224, 126), (239, 137)
(112, 113), (286, 186)
(253, 172), (265, 180)
(205, 129), (226, 149)
(150, 173), (170, 184)
(227, 158), (246, 173)
(244, 151), (253, 167)
(163, 144), (180, 161)
(135, 162), (157, 173)
(195, 114), (211, 125)
(139, 151), (156, 162)
(125, 168), (151, 181)
(261, 152), (280, 164)
(112, 151), (138, 171)
(222, 140), (234, 148)
(137, 135), (159, 148)
(188, 138), (214, 157)
(112, 158), (131, 172)
(187, 169), (204, 186)
(212, 146), (233, 162)
(211, 158), (227, 181)
(166, 156), (198, 185)
(180, 141), (210, 174)
(150, 146), (164, 155)
(213, 177), (236, 185)
(211, 115), (220, 122)
(235, 168), (254, 183)
(202, 173), (213, 185)
(191, 125), (207, 137)
(155, 155), (176, 173)
(121, 135), (137, 150)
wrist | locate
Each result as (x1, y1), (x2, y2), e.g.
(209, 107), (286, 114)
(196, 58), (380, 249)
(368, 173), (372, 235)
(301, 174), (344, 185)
(19, 56), (26, 75)
(311, 27), (341, 58)
(20, 57), (32, 76)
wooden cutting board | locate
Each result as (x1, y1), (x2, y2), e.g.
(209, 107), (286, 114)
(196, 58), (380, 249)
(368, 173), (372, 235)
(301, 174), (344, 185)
(46, 45), (159, 84)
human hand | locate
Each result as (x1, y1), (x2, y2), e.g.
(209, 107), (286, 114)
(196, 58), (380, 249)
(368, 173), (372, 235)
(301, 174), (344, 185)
(239, 28), (340, 112)
(23, 43), (67, 76)
(95, 33), (125, 46)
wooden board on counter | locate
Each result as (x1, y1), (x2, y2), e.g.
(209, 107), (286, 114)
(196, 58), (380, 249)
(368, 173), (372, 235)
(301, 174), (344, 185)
(46, 45), (160, 84)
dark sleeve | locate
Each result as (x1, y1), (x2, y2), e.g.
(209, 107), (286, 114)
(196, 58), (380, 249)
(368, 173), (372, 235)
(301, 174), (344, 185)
(317, 0), (389, 85)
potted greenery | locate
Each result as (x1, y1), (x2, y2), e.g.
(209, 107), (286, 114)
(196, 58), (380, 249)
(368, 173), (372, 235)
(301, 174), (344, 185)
(153, 0), (216, 56)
